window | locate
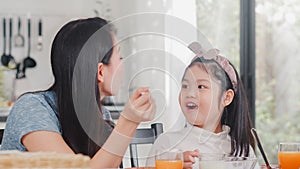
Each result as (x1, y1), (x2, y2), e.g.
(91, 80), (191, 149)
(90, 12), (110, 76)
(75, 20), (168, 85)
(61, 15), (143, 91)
(195, 0), (240, 68)
(256, 0), (300, 164)
(196, 0), (300, 165)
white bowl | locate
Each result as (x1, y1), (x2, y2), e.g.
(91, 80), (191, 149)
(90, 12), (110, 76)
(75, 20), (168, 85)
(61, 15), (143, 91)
(198, 155), (257, 169)
(224, 156), (257, 169)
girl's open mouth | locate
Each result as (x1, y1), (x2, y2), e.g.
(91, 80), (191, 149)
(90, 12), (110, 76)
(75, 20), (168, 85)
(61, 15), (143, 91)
(186, 102), (198, 110)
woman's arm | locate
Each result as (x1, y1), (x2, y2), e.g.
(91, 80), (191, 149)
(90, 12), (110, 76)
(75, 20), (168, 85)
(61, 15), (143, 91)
(22, 87), (156, 169)
(90, 115), (138, 168)
(22, 131), (73, 153)
(22, 115), (139, 168)
(91, 87), (156, 168)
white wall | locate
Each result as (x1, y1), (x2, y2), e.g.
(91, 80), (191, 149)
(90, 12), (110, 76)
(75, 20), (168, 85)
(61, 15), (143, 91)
(0, 0), (95, 99)
(108, 0), (197, 131)
(105, 0), (197, 167)
(1, 0), (198, 167)
(1, 0), (197, 129)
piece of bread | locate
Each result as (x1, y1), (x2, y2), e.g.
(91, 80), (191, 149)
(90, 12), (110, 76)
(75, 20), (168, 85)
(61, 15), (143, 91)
(0, 151), (90, 168)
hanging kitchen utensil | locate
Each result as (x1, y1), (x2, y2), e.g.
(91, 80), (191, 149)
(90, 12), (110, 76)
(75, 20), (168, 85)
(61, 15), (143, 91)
(37, 19), (42, 51)
(21, 18), (36, 76)
(14, 17), (25, 47)
(1, 18), (9, 67)
(7, 18), (17, 69)
(16, 62), (25, 79)
(1, 18), (16, 69)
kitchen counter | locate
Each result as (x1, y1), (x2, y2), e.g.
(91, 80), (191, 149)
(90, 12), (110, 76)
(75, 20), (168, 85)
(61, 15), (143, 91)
(0, 107), (9, 129)
(0, 122), (5, 129)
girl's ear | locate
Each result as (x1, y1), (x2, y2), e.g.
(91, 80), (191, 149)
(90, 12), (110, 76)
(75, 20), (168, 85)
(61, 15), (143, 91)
(97, 62), (104, 83)
(223, 89), (235, 106)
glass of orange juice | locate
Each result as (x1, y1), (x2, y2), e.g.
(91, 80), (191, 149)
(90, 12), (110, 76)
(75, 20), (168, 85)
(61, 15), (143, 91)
(278, 142), (300, 169)
(155, 149), (183, 169)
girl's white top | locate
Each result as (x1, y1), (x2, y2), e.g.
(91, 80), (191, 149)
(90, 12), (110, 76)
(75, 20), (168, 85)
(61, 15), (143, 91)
(146, 124), (260, 169)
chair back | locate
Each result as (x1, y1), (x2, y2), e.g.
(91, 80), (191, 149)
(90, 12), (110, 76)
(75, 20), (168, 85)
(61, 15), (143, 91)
(129, 123), (163, 167)
(0, 129), (4, 144)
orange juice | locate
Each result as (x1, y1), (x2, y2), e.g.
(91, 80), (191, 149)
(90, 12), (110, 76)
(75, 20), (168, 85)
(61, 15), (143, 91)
(155, 160), (183, 169)
(278, 152), (300, 169)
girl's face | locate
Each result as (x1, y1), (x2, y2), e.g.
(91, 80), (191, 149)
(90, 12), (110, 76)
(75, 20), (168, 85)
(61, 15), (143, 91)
(99, 36), (124, 97)
(179, 64), (225, 132)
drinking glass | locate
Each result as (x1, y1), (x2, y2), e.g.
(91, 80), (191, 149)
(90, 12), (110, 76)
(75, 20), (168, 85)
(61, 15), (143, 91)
(278, 142), (300, 169)
(155, 149), (183, 169)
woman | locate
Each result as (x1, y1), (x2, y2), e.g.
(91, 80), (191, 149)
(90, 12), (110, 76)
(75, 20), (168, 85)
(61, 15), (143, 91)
(1, 17), (156, 169)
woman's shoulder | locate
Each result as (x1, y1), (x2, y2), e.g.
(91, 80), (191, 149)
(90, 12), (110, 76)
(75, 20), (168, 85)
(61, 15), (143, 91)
(1, 91), (60, 151)
(18, 91), (55, 102)
(5, 90), (60, 132)
(10, 91), (57, 118)
(16, 91), (56, 108)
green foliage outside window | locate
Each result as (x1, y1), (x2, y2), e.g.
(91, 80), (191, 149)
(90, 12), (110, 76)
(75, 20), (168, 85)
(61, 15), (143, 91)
(196, 0), (300, 165)
(0, 68), (9, 107)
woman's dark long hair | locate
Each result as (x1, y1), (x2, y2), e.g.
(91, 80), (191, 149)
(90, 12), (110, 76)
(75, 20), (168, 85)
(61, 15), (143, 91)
(186, 57), (255, 157)
(47, 17), (114, 157)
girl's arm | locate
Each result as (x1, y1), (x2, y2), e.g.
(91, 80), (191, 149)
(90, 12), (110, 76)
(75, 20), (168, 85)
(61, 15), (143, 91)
(183, 149), (199, 169)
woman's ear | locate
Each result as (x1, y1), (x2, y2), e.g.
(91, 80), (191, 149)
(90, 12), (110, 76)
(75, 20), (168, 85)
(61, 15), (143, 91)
(223, 89), (235, 106)
(97, 62), (104, 83)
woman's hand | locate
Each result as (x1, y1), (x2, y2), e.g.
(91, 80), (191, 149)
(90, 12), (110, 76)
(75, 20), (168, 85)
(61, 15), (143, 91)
(183, 149), (199, 169)
(121, 87), (156, 124)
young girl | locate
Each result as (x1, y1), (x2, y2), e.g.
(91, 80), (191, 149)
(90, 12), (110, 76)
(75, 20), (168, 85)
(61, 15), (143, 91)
(147, 42), (259, 169)
(1, 17), (156, 169)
